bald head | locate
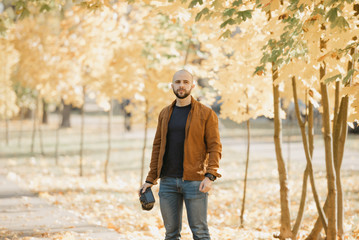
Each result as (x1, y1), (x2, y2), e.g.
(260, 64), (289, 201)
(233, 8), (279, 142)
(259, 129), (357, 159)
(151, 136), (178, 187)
(171, 69), (195, 100)
(172, 69), (193, 83)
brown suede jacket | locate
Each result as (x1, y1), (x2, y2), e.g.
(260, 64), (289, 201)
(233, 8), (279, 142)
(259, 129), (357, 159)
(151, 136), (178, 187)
(146, 96), (222, 185)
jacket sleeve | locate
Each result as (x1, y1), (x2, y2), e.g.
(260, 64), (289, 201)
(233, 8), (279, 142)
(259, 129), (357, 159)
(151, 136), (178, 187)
(204, 109), (222, 178)
(145, 110), (163, 185)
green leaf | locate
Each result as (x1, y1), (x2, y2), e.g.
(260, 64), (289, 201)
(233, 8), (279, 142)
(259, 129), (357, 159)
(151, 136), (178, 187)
(212, 0), (222, 9)
(324, 74), (342, 83)
(236, 10), (252, 20)
(223, 8), (236, 17)
(195, 7), (209, 21)
(326, 8), (338, 22)
(14, 1), (25, 15)
(220, 18), (236, 28)
(204, 12), (214, 21)
(268, 39), (277, 49)
(260, 53), (269, 64)
(232, 10), (252, 24)
(324, 0), (339, 7)
(0, 22), (6, 35)
(189, 0), (203, 8)
(276, 58), (284, 67)
(271, 49), (282, 60)
(232, 0), (243, 7)
(219, 29), (232, 39)
(312, 7), (326, 17)
(266, 49), (282, 63)
(254, 65), (266, 76)
(40, 4), (51, 13)
(342, 69), (357, 84)
(332, 16), (349, 29)
(19, 8), (30, 20)
(79, 2), (88, 8)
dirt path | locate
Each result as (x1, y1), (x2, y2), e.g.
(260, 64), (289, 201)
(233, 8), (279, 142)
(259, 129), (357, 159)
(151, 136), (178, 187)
(0, 175), (122, 240)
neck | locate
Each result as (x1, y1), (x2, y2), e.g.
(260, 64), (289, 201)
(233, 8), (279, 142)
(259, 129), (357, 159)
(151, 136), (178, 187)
(176, 95), (192, 107)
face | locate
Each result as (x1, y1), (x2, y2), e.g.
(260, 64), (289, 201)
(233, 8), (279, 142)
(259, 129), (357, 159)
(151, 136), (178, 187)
(171, 71), (194, 99)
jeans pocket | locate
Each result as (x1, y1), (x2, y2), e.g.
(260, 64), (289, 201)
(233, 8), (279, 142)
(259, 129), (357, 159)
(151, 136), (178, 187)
(183, 181), (207, 200)
(159, 177), (176, 197)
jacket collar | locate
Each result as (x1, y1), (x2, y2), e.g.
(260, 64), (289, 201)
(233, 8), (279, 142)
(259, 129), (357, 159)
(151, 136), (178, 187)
(170, 95), (197, 109)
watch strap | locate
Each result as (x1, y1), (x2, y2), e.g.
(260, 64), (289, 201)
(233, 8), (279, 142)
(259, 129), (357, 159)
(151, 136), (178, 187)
(205, 173), (216, 181)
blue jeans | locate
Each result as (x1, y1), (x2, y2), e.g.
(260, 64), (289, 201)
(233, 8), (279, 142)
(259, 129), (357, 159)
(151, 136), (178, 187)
(159, 177), (210, 240)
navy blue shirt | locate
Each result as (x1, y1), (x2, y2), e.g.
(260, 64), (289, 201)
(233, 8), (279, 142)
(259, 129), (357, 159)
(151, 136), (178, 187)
(160, 104), (191, 178)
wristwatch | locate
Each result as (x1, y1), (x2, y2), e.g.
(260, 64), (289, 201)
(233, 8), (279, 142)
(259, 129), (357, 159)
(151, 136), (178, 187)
(205, 173), (216, 181)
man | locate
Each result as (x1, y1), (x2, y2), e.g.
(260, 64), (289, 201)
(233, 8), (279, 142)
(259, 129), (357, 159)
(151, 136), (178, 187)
(140, 69), (222, 240)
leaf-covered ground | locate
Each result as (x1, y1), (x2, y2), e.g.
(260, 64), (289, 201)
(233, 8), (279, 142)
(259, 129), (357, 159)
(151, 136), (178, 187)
(1, 116), (359, 239)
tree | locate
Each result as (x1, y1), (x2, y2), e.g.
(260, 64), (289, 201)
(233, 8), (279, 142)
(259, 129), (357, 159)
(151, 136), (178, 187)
(198, 8), (274, 226)
(0, 35), (19, 145)
(111, 3), (200, 186)
(256, 1), (359, 239)
(177, 0), (358, 239)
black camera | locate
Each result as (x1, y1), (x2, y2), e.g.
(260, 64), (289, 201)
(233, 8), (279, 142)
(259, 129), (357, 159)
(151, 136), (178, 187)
(139, 187), (155, 211)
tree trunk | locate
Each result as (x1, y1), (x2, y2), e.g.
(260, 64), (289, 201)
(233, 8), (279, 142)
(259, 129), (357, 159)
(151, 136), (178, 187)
(332, 81), (342, 239)
(55, 104), (62, 165)
(287, 119), (291, 174)
(320, 61), (337, 240)
(292, 165), (309, 239)
(306, 199), (329, 240)
(291, 77), (328, 238)
(55, 124), (60, 165)
(240, 110), (250, 227)
(37, 97), (45, 155)
(291, 77), (309, 239)
(335, 98), (347, 240)
(61, 100), (71, 128)
(31, 100), (38, 154)
(308, 100), (314, 158)
(24, 108), (32, 119)
(140, 99), (149, 186)
(123, 99), (131, 132)
(272, 64), (292, 239)
(42, 99), (48, 124)
(18, 108), (24, 148)
(38, 120), (45, 156)
(79, 87), (86, 176)
(306, 100), (331, 240)
(307, 16), (356, 240)
(104, 99), (113, 183)
(334, 45), (354, 239)
(5, 119), (9, 146)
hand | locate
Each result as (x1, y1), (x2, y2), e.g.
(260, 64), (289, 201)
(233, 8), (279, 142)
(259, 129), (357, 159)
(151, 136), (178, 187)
(139, 182), (153, 196)
(199, 177), (212, 193)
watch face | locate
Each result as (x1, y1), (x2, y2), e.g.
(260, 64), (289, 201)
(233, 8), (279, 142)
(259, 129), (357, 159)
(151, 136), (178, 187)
(206, 174), (215, 181)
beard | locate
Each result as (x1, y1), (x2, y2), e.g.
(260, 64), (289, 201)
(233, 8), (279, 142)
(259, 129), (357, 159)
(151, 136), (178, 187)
(173, 88), (191, 99)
